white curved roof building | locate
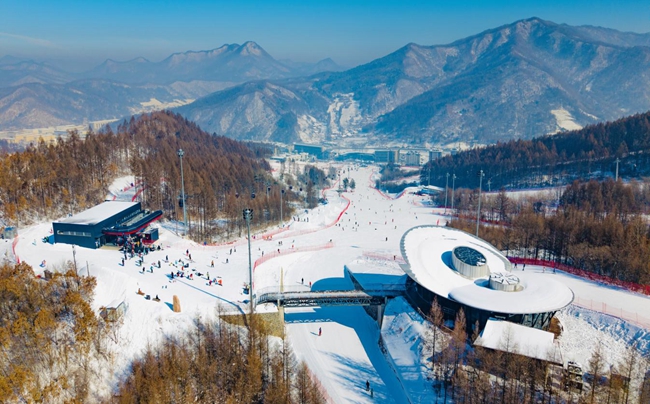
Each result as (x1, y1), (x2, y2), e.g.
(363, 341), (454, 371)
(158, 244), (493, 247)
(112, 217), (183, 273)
(400, 225), (574, 330)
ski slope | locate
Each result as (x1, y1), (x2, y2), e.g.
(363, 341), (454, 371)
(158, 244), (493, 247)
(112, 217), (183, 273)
(11, 164), (650, 402)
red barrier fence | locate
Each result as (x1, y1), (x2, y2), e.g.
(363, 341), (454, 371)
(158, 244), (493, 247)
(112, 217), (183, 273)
(208, 186), (350, 248)
(507, 257), (650, 296)
(253, 242), (334, 270)
(11, 236), (19, 264)
(131, 185), (145, 202)
(572, 296), (650, 330)
(362, 251), (406, 264)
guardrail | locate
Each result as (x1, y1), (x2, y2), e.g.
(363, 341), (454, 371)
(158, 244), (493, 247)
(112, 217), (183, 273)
(255, 287), (405, 307)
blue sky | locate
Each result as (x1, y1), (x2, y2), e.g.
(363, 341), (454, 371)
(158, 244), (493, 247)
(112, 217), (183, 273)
(1, 0), (649, 70)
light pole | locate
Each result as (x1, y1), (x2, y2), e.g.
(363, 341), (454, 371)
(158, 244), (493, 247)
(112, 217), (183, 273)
(451, 174), (456, 215)
(177, 149), (187, 235)
(279, 189), (285, 227)
(243, 208), (254, 314)
(615, 158), (620, 181)
(445, 173), (449, 212)
(72, 245), (77, 275)
(476, 170), (485, 237)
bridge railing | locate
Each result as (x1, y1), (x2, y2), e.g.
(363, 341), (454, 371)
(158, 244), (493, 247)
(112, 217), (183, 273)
(254, 285), (405, 306)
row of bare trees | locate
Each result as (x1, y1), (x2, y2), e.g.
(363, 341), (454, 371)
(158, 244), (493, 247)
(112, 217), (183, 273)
(113, 312), (324, 404)
(423, 110), (650, 190)
(423, 300), (650, 403)
(435, 179), (650, 284)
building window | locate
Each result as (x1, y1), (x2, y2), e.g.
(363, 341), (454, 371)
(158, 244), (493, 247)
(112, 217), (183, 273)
(56, 230), (91, 237)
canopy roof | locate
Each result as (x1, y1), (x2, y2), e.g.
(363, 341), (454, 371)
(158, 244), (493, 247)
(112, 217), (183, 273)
(400, 225), (574, 314)
(56, 202), (138, 226)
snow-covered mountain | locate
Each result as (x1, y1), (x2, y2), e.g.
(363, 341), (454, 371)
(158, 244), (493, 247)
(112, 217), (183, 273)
(176, 18), (650, 145)
(0, 42), (344, 131)
(87, 42), (300, 85)
(0, 59), (72, 87)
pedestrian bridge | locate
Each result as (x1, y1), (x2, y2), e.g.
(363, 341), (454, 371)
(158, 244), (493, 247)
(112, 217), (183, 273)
(254, 284), (405, 308)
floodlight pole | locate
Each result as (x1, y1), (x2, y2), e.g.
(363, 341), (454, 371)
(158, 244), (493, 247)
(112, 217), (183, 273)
(177, 149), (187, 235)
(476, 170), (485, 237)
(243, 208), (254, 314)
(615, 158), (620, 181)
(451, 174), (456, 215)
(445, 173), (449, 213)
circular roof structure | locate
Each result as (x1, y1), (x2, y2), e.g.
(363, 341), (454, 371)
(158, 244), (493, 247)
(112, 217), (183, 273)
(452, 246), (489, 279)
(489, 272), (521, 292)
(400, 225), (574, 314)
(454, 246), (487, 267)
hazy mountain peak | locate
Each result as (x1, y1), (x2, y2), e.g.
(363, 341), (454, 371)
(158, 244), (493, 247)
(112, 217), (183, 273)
(0, 55), (30, 65)
(237, 41), (265, 56)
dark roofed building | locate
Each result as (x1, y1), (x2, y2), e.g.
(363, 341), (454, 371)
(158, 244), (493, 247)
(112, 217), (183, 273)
(53, 201), (162, 249)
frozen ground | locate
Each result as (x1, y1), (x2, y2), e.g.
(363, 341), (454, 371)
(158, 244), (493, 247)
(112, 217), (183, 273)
(10, 164), (650, 401)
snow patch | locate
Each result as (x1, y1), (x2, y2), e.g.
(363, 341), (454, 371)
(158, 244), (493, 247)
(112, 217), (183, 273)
(550, 107), (582, 132)
(326, 93), (365, 139)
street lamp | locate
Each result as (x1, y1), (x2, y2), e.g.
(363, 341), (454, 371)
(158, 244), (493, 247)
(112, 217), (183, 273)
(243, 207), (254, 314)
(451, 174), (456, 215)
(445, 173), (450, 213)
(177, 149), (187, 235)
(476, 170), (485, 237)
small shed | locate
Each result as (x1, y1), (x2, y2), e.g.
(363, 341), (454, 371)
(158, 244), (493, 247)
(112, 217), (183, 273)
(2, 227), (17, 239)
(140, 227), (159, 244)
(100, 299), (127, 322)
(473, 318), (563, 365)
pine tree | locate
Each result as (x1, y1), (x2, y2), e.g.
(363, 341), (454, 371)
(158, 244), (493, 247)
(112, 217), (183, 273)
(588, 341), (606, 404)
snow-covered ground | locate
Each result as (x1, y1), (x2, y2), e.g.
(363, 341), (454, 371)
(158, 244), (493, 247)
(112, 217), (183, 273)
(11, 164), (650, 401)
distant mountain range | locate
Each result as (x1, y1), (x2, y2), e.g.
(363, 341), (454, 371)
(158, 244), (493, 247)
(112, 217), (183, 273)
(175, 18), (650, 146)
(3, 19), (650, 146)
(0, 43), (345, 130)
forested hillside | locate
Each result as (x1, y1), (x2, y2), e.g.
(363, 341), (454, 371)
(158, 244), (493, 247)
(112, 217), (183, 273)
(0, 261), (101, 402)
(0, 261), (325, 403)
(0, 111), (330, 241)
(112, 315), (325, 404)
(423, 111), (650, 189)
(441, 179), (650, 284)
